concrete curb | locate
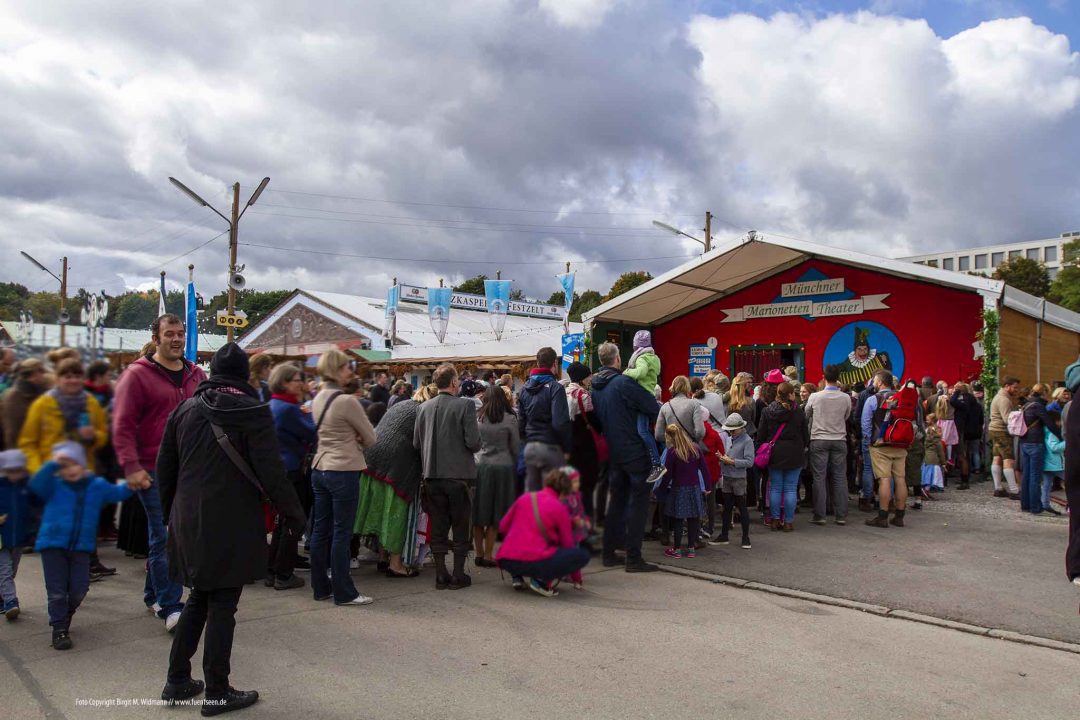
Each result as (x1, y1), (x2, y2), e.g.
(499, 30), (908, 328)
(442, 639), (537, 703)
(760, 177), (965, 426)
(655, 563), (1080, 655)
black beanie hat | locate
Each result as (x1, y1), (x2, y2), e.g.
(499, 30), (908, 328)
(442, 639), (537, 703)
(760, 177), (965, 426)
(210, 343), (250, 380)
(567, 361), (591, 384)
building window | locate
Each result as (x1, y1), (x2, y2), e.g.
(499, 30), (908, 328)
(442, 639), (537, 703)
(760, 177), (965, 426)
(1049, 267), (1059, 280)
(958, 256), (970, 271)
(1026, 248), (1039, 261)
(1008, 250), (1021, 260)
(991, 252), (1004, 267)
(942, 258), (954, 271)
(927, 259), (938, 268)
(1045, 246), (1058, 262)
(975, 254), (988, 269)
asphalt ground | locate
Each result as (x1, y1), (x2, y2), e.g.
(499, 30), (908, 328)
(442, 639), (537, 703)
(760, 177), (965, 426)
(645, 480), (1079, 643)
(1, 541), (1077, 720)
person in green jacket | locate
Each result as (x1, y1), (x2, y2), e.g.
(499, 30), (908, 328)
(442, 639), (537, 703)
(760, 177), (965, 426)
(625, 330), (664, 483)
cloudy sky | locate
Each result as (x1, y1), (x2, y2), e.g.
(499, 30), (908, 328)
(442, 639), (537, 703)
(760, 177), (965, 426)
(1, 0), (1078, 302)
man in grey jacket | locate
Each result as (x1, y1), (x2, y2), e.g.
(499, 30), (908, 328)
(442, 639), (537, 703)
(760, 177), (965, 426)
(804, 364), (852, 525)
(414, 363), (482, 589)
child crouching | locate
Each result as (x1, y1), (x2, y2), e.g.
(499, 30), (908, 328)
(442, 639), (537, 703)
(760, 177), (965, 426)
(0, 449), (33, 621)
(30, 442), (132, 650)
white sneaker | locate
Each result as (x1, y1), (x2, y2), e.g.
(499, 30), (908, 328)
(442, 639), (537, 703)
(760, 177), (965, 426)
(165, 611), (182, 633)
(349, 558), (360, 570)
(337, 594), (374, 606)
(147, 602), (161, 615)
(1072, 577), (1080, 588)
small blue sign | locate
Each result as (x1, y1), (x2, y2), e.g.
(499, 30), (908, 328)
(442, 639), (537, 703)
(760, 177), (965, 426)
(688, 344), (714, 377)
(562, 333), (585, 372)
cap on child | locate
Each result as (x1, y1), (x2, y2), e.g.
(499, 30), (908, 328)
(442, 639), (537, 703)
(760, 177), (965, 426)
(633, 330), (652, 349)
(0, 449), (27, 472)
(51, 441), (87, 467)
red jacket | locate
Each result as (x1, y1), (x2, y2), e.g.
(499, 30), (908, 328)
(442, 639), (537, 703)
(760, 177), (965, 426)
(702, 423), (725, 488)
(112, 356), (206, 476)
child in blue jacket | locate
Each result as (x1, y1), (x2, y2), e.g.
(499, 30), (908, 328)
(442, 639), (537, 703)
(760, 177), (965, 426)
(30, 441), (132, 650)
(1043, 411), (1065, 516)
(0, 449), (34, 620)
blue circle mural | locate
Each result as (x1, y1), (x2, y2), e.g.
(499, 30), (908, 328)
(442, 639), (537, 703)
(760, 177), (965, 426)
(822, 321), (905, 389)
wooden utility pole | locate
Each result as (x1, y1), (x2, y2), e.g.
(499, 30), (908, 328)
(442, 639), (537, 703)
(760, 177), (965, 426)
(704, 212), (712, 252)
(59, 257), (68, 346)
(226, 182), (240, 343)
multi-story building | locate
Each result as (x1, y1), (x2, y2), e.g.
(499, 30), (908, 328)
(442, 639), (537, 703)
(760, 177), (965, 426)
(900, 232), (1077, 280)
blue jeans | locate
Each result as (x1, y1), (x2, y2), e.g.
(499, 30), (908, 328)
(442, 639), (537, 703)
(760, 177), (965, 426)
(860, 443), (874, 499)
(498, 547), (591, 586)
(0, 547), (22, 609)
(602, 457), (652, 564)
(637, 415), (660, 466)
(769, 467), (801, 523)
(1019, 443), (1044, 512)
(1042, 472), (1060, 511)
(310, 470), (361, 603)
(40, 549), (90, 630)
(139, 479), (184, 617)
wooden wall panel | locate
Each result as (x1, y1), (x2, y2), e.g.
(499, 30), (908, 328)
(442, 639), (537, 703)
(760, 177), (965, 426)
(999, 307), (1080, 385)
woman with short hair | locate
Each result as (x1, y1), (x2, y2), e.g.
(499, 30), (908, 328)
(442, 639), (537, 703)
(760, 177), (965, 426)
(654, 376), (705, 446)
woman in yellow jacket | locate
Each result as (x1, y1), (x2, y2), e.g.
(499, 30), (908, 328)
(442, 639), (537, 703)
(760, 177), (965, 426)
(18, 358), (108, 474)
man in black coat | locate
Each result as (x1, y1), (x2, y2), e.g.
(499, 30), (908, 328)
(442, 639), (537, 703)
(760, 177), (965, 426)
(157, 343), (305, 716)
(1063, 356), (1080, 588)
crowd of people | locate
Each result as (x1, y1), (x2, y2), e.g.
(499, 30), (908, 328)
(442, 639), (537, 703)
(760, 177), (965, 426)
(0, 317), (1077, 716)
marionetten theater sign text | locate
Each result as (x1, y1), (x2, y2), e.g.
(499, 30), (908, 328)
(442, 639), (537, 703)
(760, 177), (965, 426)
(720, 277), (891, 323)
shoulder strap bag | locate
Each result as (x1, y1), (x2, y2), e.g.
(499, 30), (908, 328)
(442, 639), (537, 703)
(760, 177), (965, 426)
(199, 405), (266, 500)
(305, 391), (345, 476)
(753, 422), (787, 469)
(576, 392), (609, 463)
(530, 491), (551, 544)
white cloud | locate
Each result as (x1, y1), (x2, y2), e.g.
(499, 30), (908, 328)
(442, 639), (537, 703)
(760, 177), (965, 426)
(538, 0), (617, 29)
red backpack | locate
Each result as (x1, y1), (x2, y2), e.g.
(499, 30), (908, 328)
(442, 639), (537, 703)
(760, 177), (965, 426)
(872, 385), (919, 449)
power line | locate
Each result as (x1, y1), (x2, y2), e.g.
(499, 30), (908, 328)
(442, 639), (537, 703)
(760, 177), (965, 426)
(259, 187), (701, 217)
(238, 241), (698, 266)
(245, 209), (663, 239)
(255, 202), (663, 232)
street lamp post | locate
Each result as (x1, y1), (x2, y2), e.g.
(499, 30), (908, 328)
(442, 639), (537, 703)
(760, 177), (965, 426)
(168, 176), (270, 342)
(652, 219), (710, 252)
(21, 252), (68, 345)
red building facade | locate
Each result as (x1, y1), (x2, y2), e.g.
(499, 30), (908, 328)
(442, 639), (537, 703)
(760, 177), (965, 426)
(651, 259), (984, 386)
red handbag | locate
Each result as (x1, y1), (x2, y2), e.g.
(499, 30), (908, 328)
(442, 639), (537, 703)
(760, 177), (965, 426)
(577, 393), (609, 463)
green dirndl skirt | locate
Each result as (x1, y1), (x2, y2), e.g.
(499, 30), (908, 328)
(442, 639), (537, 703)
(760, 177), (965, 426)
(355, 473), (412, 556)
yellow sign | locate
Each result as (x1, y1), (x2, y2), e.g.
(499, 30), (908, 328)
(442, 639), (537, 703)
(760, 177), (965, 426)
(216, 311), (249, 328)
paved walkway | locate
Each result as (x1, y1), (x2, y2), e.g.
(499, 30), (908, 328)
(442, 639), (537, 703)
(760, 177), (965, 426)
(645, 481), (1079, 643)
(1, 543), (1077, 720)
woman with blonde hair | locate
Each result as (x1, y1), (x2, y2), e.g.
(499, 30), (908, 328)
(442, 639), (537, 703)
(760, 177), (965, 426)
(659, 423), (709, 559)
(727, 372), (757, 438)
(655, 375), (705, 447)
(309, 349), (377, 605)
(249, 353), (274, 402)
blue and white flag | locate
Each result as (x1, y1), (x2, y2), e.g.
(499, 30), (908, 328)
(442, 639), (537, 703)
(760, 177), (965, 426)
(158, 273), (168, 318)
(427, 287), (452, 343)
(184, 276), (198, 363)
(556, 271), (575, 333)
(383, 284), (399, 341)
(484, 279), (512, 340)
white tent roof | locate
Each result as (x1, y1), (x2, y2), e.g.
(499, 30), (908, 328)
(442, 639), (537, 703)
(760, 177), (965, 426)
(0, 321), (228, 353)
(240, 290), (581, 360)
(582, 234), (1080, 333)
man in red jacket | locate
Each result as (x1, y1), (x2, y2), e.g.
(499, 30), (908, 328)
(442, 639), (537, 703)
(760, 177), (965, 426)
(113, 314), (206, 632)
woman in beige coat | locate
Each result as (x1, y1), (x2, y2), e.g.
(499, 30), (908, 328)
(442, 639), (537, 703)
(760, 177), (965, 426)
(309, 350), (377, 606)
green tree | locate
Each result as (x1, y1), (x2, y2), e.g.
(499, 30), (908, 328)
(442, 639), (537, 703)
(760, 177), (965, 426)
(0, 282), (32, 320)
(1048, 239), (1080, 313)
(572, 289), (604, 322)
(605, 271), (653, 301)
(197, 289), (291, 336)
(992, 257), (1050, 297)
(452, 275), (488, 295)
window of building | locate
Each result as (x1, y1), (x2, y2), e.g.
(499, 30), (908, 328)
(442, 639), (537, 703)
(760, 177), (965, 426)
(958, 256), (970, 271)
(1009, 250), (1021, 260)
(927, 259), (938, 268)
(1026, 248), (1039, 261)
(1049, 267), (1059, 280)
(942, 258), (954, 271)
(991, 252), (1004, 267)
(1045, 246), (1058, 263)
(975, 254), (988, 269)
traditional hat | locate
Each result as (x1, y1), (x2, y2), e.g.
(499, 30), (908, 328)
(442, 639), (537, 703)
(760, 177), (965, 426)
(853, 327), (870, 350)
(722, 414), (747, 431)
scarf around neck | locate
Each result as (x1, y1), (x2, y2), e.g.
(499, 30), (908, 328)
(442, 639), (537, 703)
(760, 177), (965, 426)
(49, 388), (87, 432)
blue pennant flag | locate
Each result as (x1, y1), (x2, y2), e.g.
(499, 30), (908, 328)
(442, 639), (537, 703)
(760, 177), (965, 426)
(484, 279), (512, 340)
(427, 287), (452, 343)
(556, 271), (575, 333)
(184, 277), (198, 363)
(383, 284), (399, 342)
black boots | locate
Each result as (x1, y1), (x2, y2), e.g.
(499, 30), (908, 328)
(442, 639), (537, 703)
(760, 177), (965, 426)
(448, 554), (472, 590)
(890, 510), (906, 527)
(434, 554), (451, 589)
(865, 510), (889, 528)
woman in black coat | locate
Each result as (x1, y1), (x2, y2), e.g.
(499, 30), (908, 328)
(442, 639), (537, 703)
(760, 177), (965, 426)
(758, 382), (810, 532)
(156, 343), (305, 714)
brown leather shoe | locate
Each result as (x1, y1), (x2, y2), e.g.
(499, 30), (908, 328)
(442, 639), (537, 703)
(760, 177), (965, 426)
(858, 498), (875, 513)
(993, 489), (1008, 498)
(782, 523), (794, 532)
(864, 515), (889, 528)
